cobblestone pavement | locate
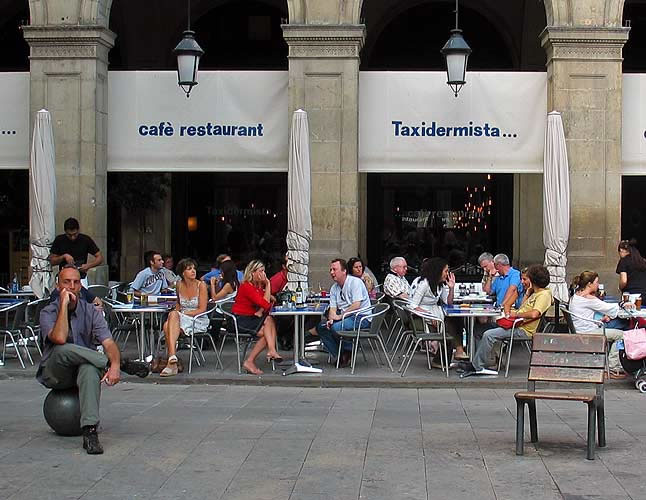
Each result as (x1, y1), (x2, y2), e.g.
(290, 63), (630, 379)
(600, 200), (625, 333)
(1, 380), (645, 499)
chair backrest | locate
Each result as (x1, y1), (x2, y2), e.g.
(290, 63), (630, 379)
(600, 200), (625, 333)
(7, 301), (28, 330)
(528, 333), (606, 387)
(559, 304), (577, 333)
(391, 299), (412, 330)
(358, 303), (389, 334)
(25, 298), (50, 325)
(408, 308), (444, 335)
(88, 285), (110, 299)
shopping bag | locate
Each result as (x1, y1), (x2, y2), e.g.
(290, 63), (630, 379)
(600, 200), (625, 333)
(624, 328), (646, 360)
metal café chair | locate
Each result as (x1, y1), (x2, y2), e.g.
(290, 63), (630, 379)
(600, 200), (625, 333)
(335, 303), (392, 374)
(20, 297), (50, 357)
(400, 308), (450, 377)
(0, 301), (31, 368)
(187, 304), (223, 373)
(87, 284), (110, 300)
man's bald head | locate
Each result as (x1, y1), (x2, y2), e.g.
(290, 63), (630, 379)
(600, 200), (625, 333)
(58, 265), (82, 307)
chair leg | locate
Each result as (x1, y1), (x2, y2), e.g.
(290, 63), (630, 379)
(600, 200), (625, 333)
(376, 336), (394, 372)
(425, 341), (431, 370)
(586, 402), (597, 460)
(336, 341), (343, 369)
(207, 335), (224, 369)
(504, 339), (514, 378)
(515, 398), (526, 455)
(528, 400), (538, 443)
(188, 337), (194, 374)
(597, 399), (606, 448)
(442, 336), (449, 377)
(401, 338), (421, 377)
(8, 333), (25, 369)
(351, 338), (360, 374)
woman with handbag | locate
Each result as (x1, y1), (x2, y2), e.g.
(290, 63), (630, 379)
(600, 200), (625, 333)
(409, 257), (468, 362)
(160, 258), (209, 377)
(232, 260), (281, 375)
(569, 270), (629, 378)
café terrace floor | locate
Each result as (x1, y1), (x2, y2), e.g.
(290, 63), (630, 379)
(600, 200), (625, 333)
(0, 337), (636, 390)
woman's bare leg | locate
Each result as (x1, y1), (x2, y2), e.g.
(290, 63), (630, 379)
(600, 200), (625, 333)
(262, 317), (280, 358)
(243, 336), (267, 374)
(164, 311), (181, 357)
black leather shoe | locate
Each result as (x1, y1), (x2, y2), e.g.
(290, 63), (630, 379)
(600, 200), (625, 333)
(82, 425), (104, 455)
(120, 358), (150, 378)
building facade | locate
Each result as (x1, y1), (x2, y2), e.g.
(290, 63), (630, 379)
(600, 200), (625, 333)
(0, 0), (643, 287)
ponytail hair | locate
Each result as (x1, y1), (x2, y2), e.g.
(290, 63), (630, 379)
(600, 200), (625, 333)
(571, 270), (598, 292)
(618, 239), (646, 272)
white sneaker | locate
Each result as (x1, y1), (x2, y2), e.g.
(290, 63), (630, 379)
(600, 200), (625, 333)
(476, 368), (499, 376)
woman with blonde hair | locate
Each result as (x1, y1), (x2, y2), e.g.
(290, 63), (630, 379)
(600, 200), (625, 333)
(569, 270), (628, 378)
(160, 258), (209, 377)
(231, 259), (281, 375)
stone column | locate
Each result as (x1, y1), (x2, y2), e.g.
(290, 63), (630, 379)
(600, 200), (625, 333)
(282, 24), (365, 285)
(541, 26), (629, 285)
(23, 25), (115, 255)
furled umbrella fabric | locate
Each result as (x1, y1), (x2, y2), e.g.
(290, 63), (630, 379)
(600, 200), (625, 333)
(29, 109), (56, 298)
(543, 111), (570, 304)
(286, 109), (312, 289)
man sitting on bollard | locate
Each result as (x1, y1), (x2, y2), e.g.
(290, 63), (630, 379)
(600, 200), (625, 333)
(37, 265), (150, 455)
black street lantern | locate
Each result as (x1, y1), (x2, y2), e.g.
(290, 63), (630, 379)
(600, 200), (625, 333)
(440, 0), (471, 97)
(174, 0), (204, 98)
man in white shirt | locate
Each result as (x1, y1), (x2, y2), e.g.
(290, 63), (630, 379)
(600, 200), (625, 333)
(383, 256), (412, 299)
(316, 258), (371, 366)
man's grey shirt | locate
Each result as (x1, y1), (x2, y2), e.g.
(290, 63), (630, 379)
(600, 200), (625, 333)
(38, 298), (112, 382)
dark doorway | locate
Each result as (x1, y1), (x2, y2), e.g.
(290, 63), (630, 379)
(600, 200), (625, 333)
(171, 172), (288, 274)
(621, 176), (646, 253)
(0, 170), (29, 286)
(366, 173), (514, 280)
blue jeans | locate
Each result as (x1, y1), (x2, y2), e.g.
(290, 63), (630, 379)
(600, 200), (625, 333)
(316, 315), (369, 358)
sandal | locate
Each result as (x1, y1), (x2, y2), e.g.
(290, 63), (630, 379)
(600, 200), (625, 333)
(609, 371), (628, 380)
(160, 356), (178, 377)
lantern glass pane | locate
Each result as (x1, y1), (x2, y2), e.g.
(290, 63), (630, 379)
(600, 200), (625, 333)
(446, 53), (466, 84)
(177, 54), (196, 84)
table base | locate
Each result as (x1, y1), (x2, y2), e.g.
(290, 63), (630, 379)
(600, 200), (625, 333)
(283, 360), (323, 375)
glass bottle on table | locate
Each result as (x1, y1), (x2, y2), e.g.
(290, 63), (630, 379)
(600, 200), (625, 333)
(296, 282), (304, 305)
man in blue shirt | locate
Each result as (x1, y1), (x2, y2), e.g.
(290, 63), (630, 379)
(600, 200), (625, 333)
(201, 254), (243, 283)
(484, 253), (523, 315)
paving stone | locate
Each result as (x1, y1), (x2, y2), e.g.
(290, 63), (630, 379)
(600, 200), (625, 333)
(1, 380), (646, 500)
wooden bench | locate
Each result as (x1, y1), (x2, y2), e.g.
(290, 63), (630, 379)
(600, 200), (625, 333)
(514, 333), (607, 460)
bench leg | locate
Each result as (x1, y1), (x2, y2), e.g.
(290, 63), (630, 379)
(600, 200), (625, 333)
(586, 402), (596, 460)
(515, 398), (525, 456)
(597, 399), (606, 448)
(528, 400), (538, 443)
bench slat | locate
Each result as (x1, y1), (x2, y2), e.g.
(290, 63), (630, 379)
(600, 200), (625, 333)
(515, 391), (596, 402)
(529, 366), (604, 384)
(531, 352), (606, 369)
(532, 333), (606, 353)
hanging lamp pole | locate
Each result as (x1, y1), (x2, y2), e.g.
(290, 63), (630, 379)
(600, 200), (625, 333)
(173, 0), (204, 98)
(440, 0), (472, 97)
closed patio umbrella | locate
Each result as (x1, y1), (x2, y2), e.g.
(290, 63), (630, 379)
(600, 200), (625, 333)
(29, 109), (56, 298)
(543, 111), (570, 304)
(286, 109), (312, 289)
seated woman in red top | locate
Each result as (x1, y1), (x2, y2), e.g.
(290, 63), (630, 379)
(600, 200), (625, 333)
(232, 259), (281, 375)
